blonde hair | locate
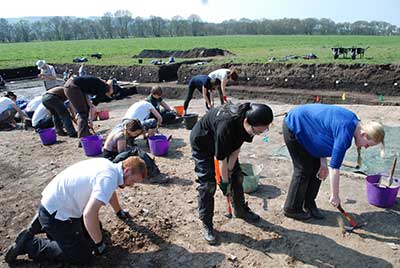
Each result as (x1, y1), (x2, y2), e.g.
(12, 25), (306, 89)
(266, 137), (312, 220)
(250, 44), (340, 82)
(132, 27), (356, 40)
(357, 121), (385, 166)
(122, 156), (147, 179)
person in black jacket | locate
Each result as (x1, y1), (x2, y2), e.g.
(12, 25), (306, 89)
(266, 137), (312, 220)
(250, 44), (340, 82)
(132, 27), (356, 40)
(64, 76), (113, 138)
(190, 102), (273, 244)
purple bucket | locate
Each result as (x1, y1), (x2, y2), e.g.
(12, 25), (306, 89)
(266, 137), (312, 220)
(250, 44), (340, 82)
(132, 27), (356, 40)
(80, 135), (103, 156)
(366, 174), (400, 208)
(148, 134), (169, 156)
(38, 128), (57, 145)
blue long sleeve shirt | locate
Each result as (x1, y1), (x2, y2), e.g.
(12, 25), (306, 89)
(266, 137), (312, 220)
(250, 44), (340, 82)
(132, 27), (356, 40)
(285, 104), (359, 169)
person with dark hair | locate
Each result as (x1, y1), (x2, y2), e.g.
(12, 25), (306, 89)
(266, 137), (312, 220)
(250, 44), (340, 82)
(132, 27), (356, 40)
(183, 75), (218, 115)
(146, 85), (176, 125)
(0, 92), (26, 130)
(283, 104), (385, 221)
(208, 68), (238, 104)
(64, 76), (113, 138)
(190, 102), (273, 244)
(42, 86), (77, 137)
(5, 156), (147, 265)
(103, 119), (144, 160)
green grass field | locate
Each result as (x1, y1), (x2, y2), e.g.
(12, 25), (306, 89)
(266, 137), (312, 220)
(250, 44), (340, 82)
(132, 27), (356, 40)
(1, 35), (400, 69)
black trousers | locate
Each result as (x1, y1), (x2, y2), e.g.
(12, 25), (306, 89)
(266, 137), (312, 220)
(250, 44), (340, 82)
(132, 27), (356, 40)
(183, 85), (210, 112)
(42, 93), (76, 136)
(192, 149), (246, 227)
(24, 205), (93, 264)
(283, 121), (321, 212)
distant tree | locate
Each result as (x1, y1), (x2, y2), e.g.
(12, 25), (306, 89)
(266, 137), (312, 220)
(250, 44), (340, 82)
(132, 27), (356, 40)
(14, 20), (31, 42)
(101, 12), (114, 39)
(0, 18), (12, 42)
(114, 10), (132, 38)
(188, 14), (202, 36)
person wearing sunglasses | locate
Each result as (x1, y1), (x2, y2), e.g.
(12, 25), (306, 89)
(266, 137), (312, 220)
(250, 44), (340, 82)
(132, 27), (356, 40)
(283, 104), (385, 221)
(190, 102), (273, 245)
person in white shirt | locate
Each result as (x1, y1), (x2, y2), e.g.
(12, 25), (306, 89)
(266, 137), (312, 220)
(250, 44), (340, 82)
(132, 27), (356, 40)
(36, 60), (57, 90)
(122, 100), (162, 137)
(31, 103), (53, 129)
(0, 92), (26, 130)
(5, 157), (147, 265)
(208, 68), (238, 104)
(24, 96), (43, 118)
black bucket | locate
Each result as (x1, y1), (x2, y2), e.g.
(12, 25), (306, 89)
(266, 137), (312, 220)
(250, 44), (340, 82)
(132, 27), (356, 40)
(183, 113), (198, 130)
(138, 59), (143, 64)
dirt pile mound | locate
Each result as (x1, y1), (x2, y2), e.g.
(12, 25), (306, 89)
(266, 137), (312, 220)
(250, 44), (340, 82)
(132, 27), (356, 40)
(134, 47), (234, 58)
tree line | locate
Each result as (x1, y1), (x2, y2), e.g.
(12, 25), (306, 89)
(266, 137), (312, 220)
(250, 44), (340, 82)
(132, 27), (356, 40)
(1, 10), (399, 43)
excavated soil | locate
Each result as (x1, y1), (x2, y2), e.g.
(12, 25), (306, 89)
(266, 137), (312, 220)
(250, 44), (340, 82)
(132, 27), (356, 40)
(133, 47), (234, 58)
(0, 87), (399, 267)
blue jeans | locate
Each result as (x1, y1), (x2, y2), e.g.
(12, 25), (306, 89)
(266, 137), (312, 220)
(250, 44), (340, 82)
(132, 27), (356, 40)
(24, 205), (93, 264)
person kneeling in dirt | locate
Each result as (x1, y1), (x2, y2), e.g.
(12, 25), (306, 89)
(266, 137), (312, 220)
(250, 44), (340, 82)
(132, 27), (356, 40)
(146, 85), (177, 125)
(0, 91), (26, 131)
(122, 100), (162, 137)
(5, 156), (147, 265)
(190, 102), (273, 245)
(283, 104), (385, 221)
(103, 119), (144, 160)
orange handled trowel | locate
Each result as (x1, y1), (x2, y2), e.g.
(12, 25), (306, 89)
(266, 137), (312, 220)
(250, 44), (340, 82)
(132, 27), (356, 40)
(337, 204), (362, 232)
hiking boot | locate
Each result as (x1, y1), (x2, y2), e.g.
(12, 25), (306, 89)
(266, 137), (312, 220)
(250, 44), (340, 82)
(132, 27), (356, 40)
(234, 202), (260, 223)
(305, 207), (325, 219)
(283, 209), (312, 221)
(202, 224), (217, 245)
(5, 229), (30, 264)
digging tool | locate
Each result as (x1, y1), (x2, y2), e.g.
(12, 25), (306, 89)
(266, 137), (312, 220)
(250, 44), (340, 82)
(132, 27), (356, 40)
(378, 157), (397, 187)
(388, 157), (397, 187)
(337, 204), (361, 232)
(214, 159), (233, 219)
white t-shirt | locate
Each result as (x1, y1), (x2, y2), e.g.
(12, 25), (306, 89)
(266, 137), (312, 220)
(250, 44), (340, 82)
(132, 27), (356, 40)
(208, 69), (230, 83)
(25, 96), (42, 112)
(32, 103), (51, 127)
(41, 64), (57, 90)
(122, 100), (154, 123)
(41, 158), (124, 221)
(0, 97), (14, 114)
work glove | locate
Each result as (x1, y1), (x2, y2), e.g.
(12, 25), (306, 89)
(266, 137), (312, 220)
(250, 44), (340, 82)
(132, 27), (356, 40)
(219, 178), (232, 196)
(116, 209), (131, 221)
(92, 240), (106, 256)
(223, 96), (228, 102)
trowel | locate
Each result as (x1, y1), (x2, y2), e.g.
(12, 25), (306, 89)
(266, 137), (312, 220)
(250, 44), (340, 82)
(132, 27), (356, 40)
(378, 157), (397, 187)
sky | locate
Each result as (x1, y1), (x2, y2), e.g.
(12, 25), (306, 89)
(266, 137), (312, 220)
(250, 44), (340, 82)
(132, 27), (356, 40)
(1, 0), (399, 26)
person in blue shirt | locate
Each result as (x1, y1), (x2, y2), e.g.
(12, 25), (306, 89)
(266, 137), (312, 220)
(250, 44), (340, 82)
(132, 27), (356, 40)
(283, 104), (385, 221)
(183, 75), (219, 115)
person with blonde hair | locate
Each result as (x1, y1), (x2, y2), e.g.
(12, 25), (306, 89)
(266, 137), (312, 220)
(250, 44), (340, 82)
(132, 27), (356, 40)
(208, 68), (238, 104)
(103, 119), (144, 160)
(5, 156), (146, 264)
(282, 104), (385, 221)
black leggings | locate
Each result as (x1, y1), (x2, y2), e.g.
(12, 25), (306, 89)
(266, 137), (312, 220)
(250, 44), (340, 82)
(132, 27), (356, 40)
(183, 85), (210, 112)
(283, 121), (321, 212)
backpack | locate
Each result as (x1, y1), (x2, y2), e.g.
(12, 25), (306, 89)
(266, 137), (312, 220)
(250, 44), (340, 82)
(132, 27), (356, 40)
(112, 146), (160, 178)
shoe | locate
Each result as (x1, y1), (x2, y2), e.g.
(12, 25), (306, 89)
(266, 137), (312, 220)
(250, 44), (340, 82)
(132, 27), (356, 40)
(305, 207), (325, 219)
(283, 209), (312, 221)
(5, 229), (29, 264)
(68, 132), (78, 138)
(202, 224), (217, 245)
(56, 129), (68, 136)
(234, 202), (260, 223)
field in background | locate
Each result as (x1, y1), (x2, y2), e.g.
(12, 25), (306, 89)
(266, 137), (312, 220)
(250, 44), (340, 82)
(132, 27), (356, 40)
(1, 35), (400, 68)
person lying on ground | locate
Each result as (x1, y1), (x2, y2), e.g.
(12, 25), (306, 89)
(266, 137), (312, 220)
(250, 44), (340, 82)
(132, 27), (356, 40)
(5, 156), (147, 265)
(103, 119), (144, 161)
(42, 86), (78, 137)
(36, 60), (57, 91)
(122, 100), (162, 137)
(190, 102), (273, 245)
(64, 76), (113, 138)
(208, 68), (238, 104)
(282, 103), (385, 221)
(146, 85), (176, 125)
(183, 74), (219, 115)
(0, 92), (26, 131)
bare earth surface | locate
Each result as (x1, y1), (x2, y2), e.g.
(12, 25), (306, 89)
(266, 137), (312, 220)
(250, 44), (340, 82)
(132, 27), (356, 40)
(0, 93), (399, 268)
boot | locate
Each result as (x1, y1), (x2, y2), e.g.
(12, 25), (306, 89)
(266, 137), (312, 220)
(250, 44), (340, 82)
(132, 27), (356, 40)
(202, 223), (216, 245)
(5, 230), (29, 264)
(234, 202), (260, 222)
